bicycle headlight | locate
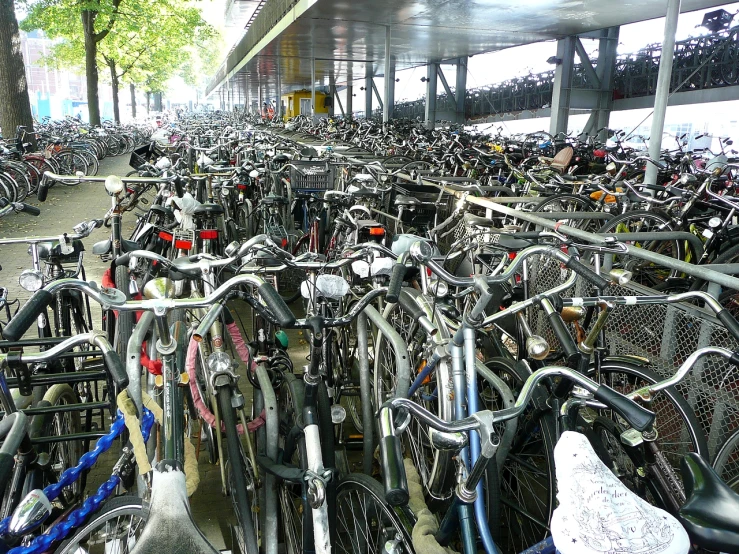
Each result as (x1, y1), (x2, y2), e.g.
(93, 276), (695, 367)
(207, 352), (232, 374)
(104, 175), (124, 195)
(18, 269), (44, 292)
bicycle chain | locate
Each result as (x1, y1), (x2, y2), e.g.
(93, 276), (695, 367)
(0, 408), (155, 553)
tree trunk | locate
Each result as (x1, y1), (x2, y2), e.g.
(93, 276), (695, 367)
(108, 59), (120, 124)
(153, 92), (162, 112)
(145, 91), (150, 114)
(130, 83), (136, 119)
(81, 10), (101, 126)
(0, 0), (37, 150)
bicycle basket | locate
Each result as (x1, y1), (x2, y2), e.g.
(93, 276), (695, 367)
(289, 160), (335, 191)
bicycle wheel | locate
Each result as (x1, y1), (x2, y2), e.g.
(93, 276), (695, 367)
(712, 428), (739, 491)
(597, 211), (682, 287)
(588, 361), (708, 507)
(54, 495), (148, 554)
(218, 386), (259, 554)
(113, 265), (134, 360)
(334, 473), (414, 553)
(376, 291), (454, 501)
(277, 373), (306, 554)
(525, 193), (601, 233)
(485, 357), (556, 554)
(43, 384), (83, 506)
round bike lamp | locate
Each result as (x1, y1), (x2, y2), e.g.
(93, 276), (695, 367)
(18, 269), (44, 292)
(104, 175), (125, 195)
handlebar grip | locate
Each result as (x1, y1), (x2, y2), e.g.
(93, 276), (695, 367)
(20, 203), (40, 216)
(37, 177), (50, 202)
(257, 282), (296, 327)
(386, 264), (406, 304)
(173, 176), (184, 198)
(717, 309), (739, 342)
(115, 253), (131, 267)
(2, 290), (53, 341)
(398, 290), (424, 320)
(564, 257), (610, 290)
(102, 350), (129, 390)
(379, 434), (409, 507)
(594, 385), (655, 432)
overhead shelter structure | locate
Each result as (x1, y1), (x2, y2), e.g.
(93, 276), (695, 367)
(207, 0), (730, 135)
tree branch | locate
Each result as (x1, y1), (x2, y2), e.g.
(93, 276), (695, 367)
(94, 0), (123, 43)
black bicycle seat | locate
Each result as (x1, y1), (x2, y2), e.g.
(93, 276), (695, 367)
(395, 195), (423, 206)
(463, 213), (496, 228)
(262, 195), (288, 205)
(34, 239), (85, 262)
(192, 203), (225, 218)
(350, 188), (380, 199)
(273, 153), (290, 164)
(148, 204), (176, 220)
(677, 452), (739, 552)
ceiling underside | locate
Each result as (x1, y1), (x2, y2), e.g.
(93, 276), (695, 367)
(209, 0), (731, 101)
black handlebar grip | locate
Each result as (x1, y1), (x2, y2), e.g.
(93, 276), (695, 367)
(2, 290), (53, 341)
(386, 264), (406, 304)
(20, 203), (41, 216)
(545, 311), (579, 362)
(37, 178), (50, 202)
(398, 290), (424, 320)
(102, 350), (129, 390)
(717, 309), (739, 343)
(594, 385), (656, 432)
(379, 435), (409, 507)
(564, 257), (610, 290)
(257, 282), (296, 328)
(173, 176), (184, 198)
(114, 253), (132, 267)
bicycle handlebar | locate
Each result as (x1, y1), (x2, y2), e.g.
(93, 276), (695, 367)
(0, 332), (128, 389)
(378, 365), (655, 505)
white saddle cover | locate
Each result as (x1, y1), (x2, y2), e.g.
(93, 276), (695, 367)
(551, 431), (690, 554)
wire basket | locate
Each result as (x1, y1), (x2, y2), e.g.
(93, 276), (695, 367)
(129, 143), (167, 170)
(526, 253), (739, 465)
(290, 160), (335, 190)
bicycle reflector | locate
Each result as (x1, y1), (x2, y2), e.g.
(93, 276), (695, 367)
(368, 227), (385, 236)
(200, 230), (219, 240)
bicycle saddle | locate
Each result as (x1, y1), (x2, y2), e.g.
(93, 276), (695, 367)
(191, 203), (224, 217)
(677, 452), (739, 552)
(551, 431), (689, 554)
(131, 465), (218, 554)
(261, 195), (288, 205)
(148, 204), (176, 220)
(395, 195), (424, 207)
(348, 187), (380, 199)
(33, 239), (85, 261)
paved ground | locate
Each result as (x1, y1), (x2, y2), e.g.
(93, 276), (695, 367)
(0, 154), (311, 552)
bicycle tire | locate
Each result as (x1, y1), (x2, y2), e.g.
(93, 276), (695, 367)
(524, 193), (600, 233)
(485, 357), (556, 554)
(335, 473), (415, 553)
(589, 361), (708, 504)
(54, 495), (148, 554)
(113, 265), (134, 360)
(43, 384), (83, 506)
(217, 386), (259, 554)
(597, 211), (682, 287)
(712, 427), (739, 491)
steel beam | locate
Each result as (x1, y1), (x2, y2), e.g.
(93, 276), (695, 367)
(365, 63), (373, 117)
(383, 25), (395, 123)
(328, 70), (336, 117)
(372, 80), (384, 111)
(437, 65), (455, 102)
(311, 57), (316, 119)
(425, 63), (438, 129)
(549, 36), (576, 136)
(455, 57), (467, 123)
(645, 0), (682, 185)
(574, 38), (601, 89)
(276, 59), (282, 118)
(334, 86), (345, 116)
(346, 82), (353, 116)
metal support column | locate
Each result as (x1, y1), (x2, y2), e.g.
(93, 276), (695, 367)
(328, 70), (336, 117)
(365, 63), (372, 118)
(383, 26), (395, 123)
(645, 0), (682, 185)
(455, 57), (467, 124)
(549, 36), (576, 136)
(580, 27), (620, 139)
(346, 68), (353, 116)
(334, 86), (345, 116)
(311, 58), (316, 119)
(276, 60), (282, 119)
(425, 63), (438, 129)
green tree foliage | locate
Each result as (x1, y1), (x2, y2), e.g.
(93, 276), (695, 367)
(21, 0), (215, 123)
